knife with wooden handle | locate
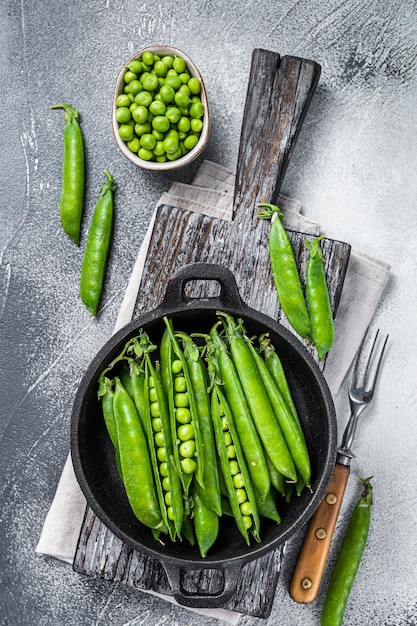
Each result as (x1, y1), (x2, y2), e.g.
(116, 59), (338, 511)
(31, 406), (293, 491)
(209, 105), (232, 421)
(289, 463), (350, 603)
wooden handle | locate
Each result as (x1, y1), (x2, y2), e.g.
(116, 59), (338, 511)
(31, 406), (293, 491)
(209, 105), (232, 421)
(233, 49), (321, 224)
(289, 463), (350, 603)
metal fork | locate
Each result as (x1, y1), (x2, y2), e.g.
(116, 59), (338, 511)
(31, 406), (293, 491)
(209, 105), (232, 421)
(290, 328), (389, 604)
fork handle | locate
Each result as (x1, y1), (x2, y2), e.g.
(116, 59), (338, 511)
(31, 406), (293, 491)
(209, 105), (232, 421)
(289, 463), (350, 603)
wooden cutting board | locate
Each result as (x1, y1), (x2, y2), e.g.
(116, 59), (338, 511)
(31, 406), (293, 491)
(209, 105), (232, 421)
(73, 49), (351, 618)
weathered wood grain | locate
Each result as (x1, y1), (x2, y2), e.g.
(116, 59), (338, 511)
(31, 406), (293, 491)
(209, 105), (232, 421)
(73, 49), (350, 617)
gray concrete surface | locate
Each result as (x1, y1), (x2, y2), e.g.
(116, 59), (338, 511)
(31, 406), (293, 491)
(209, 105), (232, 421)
(1, 1), (416, 625)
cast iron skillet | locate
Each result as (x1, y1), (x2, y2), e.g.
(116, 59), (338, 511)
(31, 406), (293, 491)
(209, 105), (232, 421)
(71, 262), (337, 608)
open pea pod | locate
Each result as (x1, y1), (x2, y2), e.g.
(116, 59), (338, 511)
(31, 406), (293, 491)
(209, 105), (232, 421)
(210, 382), (261, 545)
(160, 318), (205, 492)
(177, 332), (222, 516)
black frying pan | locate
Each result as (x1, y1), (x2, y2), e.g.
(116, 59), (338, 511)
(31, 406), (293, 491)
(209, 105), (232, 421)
(71, 263), (337, 608)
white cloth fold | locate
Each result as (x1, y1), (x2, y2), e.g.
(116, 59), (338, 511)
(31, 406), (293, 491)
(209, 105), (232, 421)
(36, 159), (390, 623)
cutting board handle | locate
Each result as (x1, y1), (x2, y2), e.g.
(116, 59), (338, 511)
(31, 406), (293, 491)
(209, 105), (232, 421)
(233, 49), (321, 224)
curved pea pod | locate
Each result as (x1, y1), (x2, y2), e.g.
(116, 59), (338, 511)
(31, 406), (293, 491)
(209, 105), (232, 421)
(112, 378), (163, 530)
(51, 103), (84, 246)
(258, 203), (313, 342)
(208, 324), (271, 501)
(254, 487), (281, 524)
(80, 170), (116, 316)
(211, 383), (261, 545)
(97, 376), (122, 479)
(305, 236), (335, 360)
(219, 312), (297, 482)
(160, 318), (204, 491)
(244, 335), (311, 487)
(191, 483), (219, 558)
(143, 350), (184, 540)
(181, 516), (196, 547)
(177, 332), (222, 516)
(321, 479), (373, 626)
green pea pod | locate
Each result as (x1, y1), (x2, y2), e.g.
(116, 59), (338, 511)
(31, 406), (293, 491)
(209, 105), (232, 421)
(258, 203), (313, 342)
(119, 360), (135, 400)
(265, 455), (285, 497)
(177, 332), (222, 516)
(321, 478), (373, 626)
(208, 324), (271, 501)
(254, 486), (281, 524)
(112, 378), (163, 530)
(97, 376), (122, 479)
(211, 383), (261, 545)
(181, 516), (196, 547)
(80, 170), (116, 316)
(305, 236), (335, 360)
(144, 350), (184, 540)
(219, 312), (297, 482)
(161, 318), (205, 491)
(51, 103), (84, 246)
(259, 333), (302, 431)
(191, 483), (219, 558)
(244, 334), (311, 487)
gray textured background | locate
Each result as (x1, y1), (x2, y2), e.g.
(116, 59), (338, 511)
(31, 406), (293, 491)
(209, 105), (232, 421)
(1, 1), (417, 625)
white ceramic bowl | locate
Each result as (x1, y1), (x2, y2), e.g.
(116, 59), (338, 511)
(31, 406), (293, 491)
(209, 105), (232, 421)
(112, 46), (210, 171)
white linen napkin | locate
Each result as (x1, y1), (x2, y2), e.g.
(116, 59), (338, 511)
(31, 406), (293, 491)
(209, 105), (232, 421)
(36, 159), (390, 623)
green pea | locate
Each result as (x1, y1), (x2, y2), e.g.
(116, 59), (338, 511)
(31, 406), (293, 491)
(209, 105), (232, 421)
(173, 55), (186, 73)
(188, 77), (201, 94)
(154, 60), (167, 77)
(154, 431), (165, 447)
(129, 102), (138, 112)
(242, 515), (253, 529)
(233, 473), (245, 489)
(165, 491), (172, 506)
(191, 118), (203, 132)
(223, 432), (233, 447)
(160, 462), (168, 477)
(178, 72), (190, 85)
(177, 423), (194, 441)
(165, 74), (181, 91)
(164, 136), (179, 154)
(134, 122), (151, 136)
(142, 74), (159, 92)
(152, 417), (162, 432)
(118, 124), (134, 142)
(179, 439), (196, 458)
(149, 387), (157, 403)
(162, 55), (174, 69)
(181, 457), (197, 474)
(160, 84), (175, 103)
(175, 407), (191, 424)
(156, 154), (167, 162)
(235, 488), (247, 504)
(240, 501), (252, 516)
(127, 137), (140, 153)
(152, 129), (165, 141)
(150, 401), (160, 417)
(226, 444), (236, 459)
(174, 376), (187, 392)
(167, 506), (174, 521)
(189, 100), (204, 118)
(184, 134), (199, 150)
(174, 91), (190, 108)
(175, 392), (189, 408)
(152, 115), (170, 133)
(128, 79), (143, 95)
(149, 100), (167, 116)
(127, 60), (142, 74)
(142, 51), (154, 66)
(165, 106), (181, 123)
(124, 70), (137, 84)
(140, 133), (156, 150)
(153, 140), (165, 156)
(138, 147), (154, 161)
(229, 460), (239, 475)
(221, 416), (228, 431)
(171, 359), (182, 374)
(116, 106), (131, 123)
(166, 147), (182, 161)
(162, 476), (170, 491)
(116, 93), (131, 107)
(157, 446), (167, 462)
(132, 105), (148, 124)
(135, 91), (153, 107)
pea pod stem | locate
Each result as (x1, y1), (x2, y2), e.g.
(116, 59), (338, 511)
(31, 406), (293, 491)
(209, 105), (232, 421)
(321, 478), (373, 626)
(80, 170), (116, 316)
(258, 203), (313, 342)
(51, 103), (85, 246)
(305, 236), (335, 360)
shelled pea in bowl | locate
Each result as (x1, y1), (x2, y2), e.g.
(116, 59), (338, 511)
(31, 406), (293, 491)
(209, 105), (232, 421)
(112, 46), (210, 171)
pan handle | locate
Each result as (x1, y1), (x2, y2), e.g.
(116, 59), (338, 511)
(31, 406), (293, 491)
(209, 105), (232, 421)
(162, 559), (243, 609)
(160, 262), (245, 311)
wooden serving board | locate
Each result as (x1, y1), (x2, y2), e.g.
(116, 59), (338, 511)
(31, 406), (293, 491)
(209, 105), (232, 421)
(73, 49), (351, 618)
